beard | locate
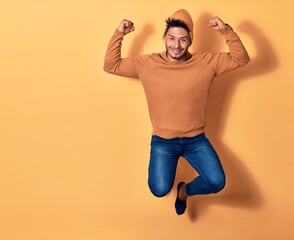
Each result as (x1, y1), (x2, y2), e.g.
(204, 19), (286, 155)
(166, 46), (189, 61)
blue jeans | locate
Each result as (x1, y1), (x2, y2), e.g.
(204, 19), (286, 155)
(148, 133), (226, 197)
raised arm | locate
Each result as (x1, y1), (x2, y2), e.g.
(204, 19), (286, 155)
(103, 20), (141, 79)
(207, 16), (250, 75)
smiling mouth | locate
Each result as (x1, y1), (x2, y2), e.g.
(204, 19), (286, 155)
(166, 48), (187, 61)
(172, 49), (183, 55)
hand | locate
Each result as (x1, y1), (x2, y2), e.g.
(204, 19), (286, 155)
(117, 19), (135, 35)
(208, 17), (226, 31)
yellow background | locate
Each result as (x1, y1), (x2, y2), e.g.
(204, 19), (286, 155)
(1, 0), (294, 239)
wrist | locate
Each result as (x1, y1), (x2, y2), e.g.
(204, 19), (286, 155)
(220, 23), (232, 34)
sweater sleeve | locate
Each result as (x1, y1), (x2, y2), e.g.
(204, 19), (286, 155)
(208, 25), (250, 76)
(103, 29), (145, 79)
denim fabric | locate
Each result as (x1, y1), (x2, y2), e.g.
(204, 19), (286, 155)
(148, 133), (226, 197)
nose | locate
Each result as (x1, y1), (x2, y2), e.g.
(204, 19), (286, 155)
(174, 40), (181, 48)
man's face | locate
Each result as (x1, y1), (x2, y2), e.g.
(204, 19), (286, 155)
(164, 27), (191, 63)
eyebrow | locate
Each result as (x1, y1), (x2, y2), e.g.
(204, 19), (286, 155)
(167, 34), (189, 39)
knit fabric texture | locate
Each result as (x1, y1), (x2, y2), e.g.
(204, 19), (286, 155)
(104, 26), (250, 139)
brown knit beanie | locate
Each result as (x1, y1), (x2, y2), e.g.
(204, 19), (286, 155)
(168, 9), (194, 42)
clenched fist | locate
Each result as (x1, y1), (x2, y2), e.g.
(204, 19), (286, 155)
(208, 17), (227, 31)
(118, 19), (135, 35)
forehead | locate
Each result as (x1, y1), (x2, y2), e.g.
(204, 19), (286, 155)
(166, 27), (189, 38)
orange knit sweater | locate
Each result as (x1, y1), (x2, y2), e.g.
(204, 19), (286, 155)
(104, 26), (250, 139)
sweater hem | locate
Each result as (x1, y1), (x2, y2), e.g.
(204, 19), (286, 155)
(152, 127), (205, 139)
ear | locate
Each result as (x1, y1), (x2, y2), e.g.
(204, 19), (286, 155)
(163, 33), (167, 40)
(188, 37), (192, 47)
(163, 35), (167, 43)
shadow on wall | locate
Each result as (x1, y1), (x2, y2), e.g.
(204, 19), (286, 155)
(175, 13), (278, 221)
(127, 23), (156, 58)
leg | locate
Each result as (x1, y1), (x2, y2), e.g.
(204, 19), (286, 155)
(182, 135), (226, 196)
(148, 136), (181, 197)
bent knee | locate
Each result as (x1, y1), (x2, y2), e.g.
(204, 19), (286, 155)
(148, 182), (171, 198)
(210, 176), (226, 193)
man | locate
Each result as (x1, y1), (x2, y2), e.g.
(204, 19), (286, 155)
(104, 9), (250, 215)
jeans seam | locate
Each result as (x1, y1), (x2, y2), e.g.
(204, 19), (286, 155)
(183, 154), (209, 185)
